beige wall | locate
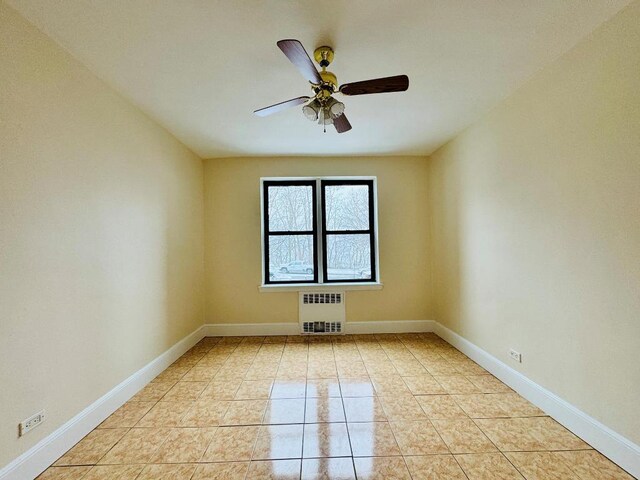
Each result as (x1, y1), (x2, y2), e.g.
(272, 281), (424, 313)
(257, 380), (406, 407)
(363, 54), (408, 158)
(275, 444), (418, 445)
(429, 1), (640, 444)
(0, 2), (204, 467)
(204, 156), (432, 324)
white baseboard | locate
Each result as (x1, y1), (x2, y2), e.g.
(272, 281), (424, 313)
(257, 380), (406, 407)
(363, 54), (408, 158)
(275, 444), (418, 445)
(204, 322), (299, 336)
(203, 320), (435, 337)
(433, 322), (640, 478)
(346, 319), (435, 334)
(0, 325), (206, 480)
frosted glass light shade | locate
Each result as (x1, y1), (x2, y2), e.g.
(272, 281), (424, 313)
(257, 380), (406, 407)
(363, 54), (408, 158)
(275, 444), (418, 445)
(328, 97), (345, 118)
(302, 99), (320, 121)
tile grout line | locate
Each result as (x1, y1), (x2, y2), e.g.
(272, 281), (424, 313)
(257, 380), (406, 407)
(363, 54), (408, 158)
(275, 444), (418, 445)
(459, 415), (509, 479)
(333, 339), (359, 479)
(426, 417), (472, 480)
(298, 340), (310, 479)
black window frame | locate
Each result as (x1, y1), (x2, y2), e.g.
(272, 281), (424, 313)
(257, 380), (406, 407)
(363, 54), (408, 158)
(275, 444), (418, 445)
(261, 177), (378, 286)
(320, 179), (377, 283)
(262, 180), (319, 285)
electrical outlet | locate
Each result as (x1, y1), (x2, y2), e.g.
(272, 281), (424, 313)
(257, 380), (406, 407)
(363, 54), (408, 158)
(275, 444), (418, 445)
(509, 349), (522, 363)
(19, 410), (45, 436)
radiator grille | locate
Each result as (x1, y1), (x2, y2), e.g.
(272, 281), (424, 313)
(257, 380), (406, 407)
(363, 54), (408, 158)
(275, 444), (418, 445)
(302, 321), (343, 334)
(302, 293), (342, 304)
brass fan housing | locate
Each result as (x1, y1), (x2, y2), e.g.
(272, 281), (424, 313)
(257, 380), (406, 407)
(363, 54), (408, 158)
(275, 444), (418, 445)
(320, 71), (337, 89)
(313, 46), (338, 96)
(313, 46), (334, 67)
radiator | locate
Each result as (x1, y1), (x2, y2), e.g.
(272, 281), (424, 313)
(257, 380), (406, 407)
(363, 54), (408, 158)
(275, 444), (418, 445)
(298, 292), (345, 334)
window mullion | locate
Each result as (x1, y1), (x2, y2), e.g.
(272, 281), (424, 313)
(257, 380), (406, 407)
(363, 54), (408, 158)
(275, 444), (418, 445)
(268, 230), (315, 235)
(316, 178), (324, 284)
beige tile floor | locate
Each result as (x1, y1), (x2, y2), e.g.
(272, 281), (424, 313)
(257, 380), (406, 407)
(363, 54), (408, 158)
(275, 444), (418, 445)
(37, 333), (635, 479)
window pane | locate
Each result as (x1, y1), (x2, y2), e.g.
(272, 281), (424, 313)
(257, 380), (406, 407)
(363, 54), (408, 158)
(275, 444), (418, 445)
(325, 234), (372, 280)
(268, 235), (314, 282)
(325, 184), (370, 231)
(268, 185), (314, 232)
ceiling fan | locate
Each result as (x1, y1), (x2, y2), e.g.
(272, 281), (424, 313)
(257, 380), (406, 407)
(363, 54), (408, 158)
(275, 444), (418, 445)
(254, 39), (409, 133)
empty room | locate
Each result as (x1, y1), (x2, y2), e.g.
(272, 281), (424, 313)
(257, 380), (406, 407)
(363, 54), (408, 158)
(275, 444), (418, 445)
(1, 1), (639, 479)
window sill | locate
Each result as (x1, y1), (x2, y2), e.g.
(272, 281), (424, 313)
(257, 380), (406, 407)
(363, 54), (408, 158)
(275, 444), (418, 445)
(258, 282), (383, 293)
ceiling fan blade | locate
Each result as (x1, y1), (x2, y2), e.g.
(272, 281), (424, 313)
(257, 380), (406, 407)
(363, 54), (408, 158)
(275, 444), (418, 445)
(333, 114), (352, 133)
(254, 96), (310, 117)
(339, 75), (409, 96)
(277, 39), (323, 84)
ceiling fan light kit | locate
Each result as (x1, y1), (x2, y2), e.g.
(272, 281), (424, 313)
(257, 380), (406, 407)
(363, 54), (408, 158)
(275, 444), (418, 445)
(254, 39), (409, 133)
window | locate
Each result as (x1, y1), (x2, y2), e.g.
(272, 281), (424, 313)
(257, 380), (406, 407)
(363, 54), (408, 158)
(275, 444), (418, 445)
(263, 180), (318, 284)
(262, 177), (378, 285)
(321, 180), (376, 283)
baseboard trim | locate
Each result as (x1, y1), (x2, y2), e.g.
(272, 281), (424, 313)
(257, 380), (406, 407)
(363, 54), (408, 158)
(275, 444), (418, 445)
(346, 319), (435, 334)
(204, 322), (299, 336)
(0, 325), (206, 480)
(203, 320), (436, 337)
(433, 322), (640, 478)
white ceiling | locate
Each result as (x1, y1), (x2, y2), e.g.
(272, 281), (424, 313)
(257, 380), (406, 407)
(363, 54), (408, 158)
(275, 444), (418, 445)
(8, 0), (630, 158)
